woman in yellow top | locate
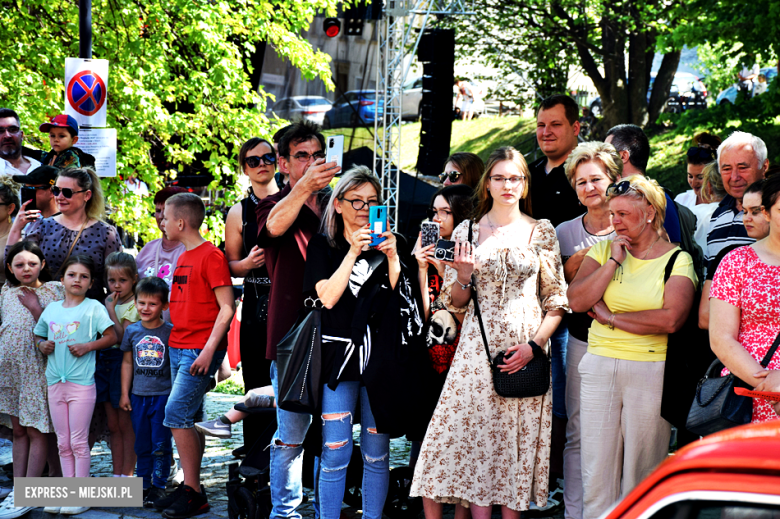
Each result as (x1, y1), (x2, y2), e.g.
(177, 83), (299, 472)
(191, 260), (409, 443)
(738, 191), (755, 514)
(567, 175), (696, 519)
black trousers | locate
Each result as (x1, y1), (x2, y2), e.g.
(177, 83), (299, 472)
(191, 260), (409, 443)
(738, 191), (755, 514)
(239, 286), (272, 450)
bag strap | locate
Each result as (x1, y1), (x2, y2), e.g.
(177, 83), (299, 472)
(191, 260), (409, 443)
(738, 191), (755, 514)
(663, 249), (683, 283)
(760, 331), (780, 368)
(57, 218), (88, 278)
(466, 221), (493, 364)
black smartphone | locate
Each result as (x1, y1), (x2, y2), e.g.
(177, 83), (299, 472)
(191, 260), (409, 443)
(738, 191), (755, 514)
(434, 239), (455, 262)
(21, 186), (37, 212)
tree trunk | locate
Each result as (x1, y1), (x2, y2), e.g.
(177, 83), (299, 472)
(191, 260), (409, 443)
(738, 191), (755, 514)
(628, 30), (650, 126)
(648, 49), (682, 122)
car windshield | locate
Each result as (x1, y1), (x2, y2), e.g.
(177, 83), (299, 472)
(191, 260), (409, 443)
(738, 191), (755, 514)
(297, 98), (331, 107)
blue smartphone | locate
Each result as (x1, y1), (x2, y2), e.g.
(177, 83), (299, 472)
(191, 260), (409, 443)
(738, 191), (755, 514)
(369, 206), (387, 247)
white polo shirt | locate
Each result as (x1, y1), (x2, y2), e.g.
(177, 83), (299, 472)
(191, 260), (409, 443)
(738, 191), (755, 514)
(0, 156), (41, 177)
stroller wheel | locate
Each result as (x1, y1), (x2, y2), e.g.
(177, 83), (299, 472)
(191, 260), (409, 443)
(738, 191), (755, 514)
(234, 487), (258, 519)
(384, 466), (422, 519)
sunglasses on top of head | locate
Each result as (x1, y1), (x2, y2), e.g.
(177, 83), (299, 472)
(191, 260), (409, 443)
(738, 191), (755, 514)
(51, 186), (88, 198)
(245, 154), (277, 168)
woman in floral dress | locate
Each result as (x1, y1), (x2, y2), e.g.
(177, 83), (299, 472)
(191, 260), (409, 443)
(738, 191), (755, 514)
(410, 147), (568, 517)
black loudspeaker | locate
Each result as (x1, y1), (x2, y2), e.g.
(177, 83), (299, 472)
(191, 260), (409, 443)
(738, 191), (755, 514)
(416, 29), (455, 177)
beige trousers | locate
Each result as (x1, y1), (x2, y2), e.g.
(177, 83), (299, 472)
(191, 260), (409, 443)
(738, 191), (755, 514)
(563, 336), (588, 519)
(579, 352), (671, 519)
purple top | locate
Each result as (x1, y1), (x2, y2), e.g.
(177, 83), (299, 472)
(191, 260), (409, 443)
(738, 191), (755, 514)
(23, 217), (121, 301)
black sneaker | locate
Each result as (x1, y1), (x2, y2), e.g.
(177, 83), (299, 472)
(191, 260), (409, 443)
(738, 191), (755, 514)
(162, 485), (209, 519)
(231, 445), (247, 458)
(154, 484), (185, 511)
(144, 487), (167, 508)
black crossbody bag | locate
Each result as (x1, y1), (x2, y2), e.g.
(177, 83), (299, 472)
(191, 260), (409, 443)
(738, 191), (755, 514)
(467, 221), (551, 398)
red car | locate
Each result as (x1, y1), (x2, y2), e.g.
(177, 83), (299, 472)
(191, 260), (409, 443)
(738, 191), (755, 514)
(600, 421), (780, 518)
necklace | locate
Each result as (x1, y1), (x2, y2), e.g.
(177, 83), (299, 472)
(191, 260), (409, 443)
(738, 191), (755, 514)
(486, 213), (518, 235)
(640, 235), (661, 260)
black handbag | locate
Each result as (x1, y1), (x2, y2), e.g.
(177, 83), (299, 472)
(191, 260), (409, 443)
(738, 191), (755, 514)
(276, 297), (323, 414)
(467, 221), (551, 398)
(686, 331), (780, 436)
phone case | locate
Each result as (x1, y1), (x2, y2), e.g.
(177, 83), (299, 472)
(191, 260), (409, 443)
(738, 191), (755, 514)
(734, 387), (780, 401)
(369, 206), (387, 246)
(434, 239), (455, 262)
(326, 135), (344, 170)
(420, 221), (440, 248)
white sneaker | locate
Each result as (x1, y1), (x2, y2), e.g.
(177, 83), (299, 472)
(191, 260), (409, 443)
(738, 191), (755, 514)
(60, 506), (90, 515)
(43, 507), (61, 514)
(0, 491), (34, 519)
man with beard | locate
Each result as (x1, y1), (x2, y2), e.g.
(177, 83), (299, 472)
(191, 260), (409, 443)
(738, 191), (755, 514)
(0, 108), (41, 176)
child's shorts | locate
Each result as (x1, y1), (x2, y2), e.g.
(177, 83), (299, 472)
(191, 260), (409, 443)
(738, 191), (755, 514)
(95, 348), (124, 409)
(163, 348), (226, 429)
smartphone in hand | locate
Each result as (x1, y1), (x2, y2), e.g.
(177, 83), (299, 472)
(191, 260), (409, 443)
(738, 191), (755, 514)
(369, 206), (387, 247)
(326, 135), (344, 174)
(421, 221), (440, 249)
(21, 186), (37, 212)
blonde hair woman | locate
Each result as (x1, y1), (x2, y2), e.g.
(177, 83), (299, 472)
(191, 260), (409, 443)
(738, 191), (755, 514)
(411, 146), (568, 518)
(567, 175), (696, 518)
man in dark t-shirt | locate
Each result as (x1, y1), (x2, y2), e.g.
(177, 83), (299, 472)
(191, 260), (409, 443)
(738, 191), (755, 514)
(255, 120), (340, 519)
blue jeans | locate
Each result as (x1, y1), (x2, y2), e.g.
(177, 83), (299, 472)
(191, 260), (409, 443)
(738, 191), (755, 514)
(319, 382), (389, 519)
(270, 361), (318, 519)
(131, 394), (172, 489)
(164, 348), (226, 429)
(551, 319), (569, 419)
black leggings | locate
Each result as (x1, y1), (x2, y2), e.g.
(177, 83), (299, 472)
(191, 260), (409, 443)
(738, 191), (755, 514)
(239, 288), (272, 450)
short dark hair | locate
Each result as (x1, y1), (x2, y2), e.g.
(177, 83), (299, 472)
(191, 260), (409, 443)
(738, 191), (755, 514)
(431, 184), (476, 231)
(0, 182), (20, 217)
(153, 186), (188, 206)
(606, 124), (650, 173)
(135, 276), (169, 305)
(5, 240), (52, 286)
(238, 137), (275, 171)
(0, 108), (20, 126)
(762, 174), (780, 213)
(166, 192), (206, 229)
(537, 95), (579, 125)
(278, 120), (325, 158)
(273, 125), (293, 145)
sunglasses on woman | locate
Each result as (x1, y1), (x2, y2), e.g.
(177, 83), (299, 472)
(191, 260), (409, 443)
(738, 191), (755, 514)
(245, 154), (277, 168)
(439, 171), (461, 183)
(606, 180), (637, 197)
(51, 186), (88, 198)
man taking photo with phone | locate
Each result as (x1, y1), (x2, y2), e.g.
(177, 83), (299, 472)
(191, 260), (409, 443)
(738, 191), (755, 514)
(9, 165), (60, 243)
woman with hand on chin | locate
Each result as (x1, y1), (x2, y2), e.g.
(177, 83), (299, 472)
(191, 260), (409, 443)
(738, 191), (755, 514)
(411, 146), (568, 518)
(567, 175), (696, 519)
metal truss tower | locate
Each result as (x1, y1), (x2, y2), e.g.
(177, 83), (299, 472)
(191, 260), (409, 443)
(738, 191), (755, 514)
(374, 0), (473, 231)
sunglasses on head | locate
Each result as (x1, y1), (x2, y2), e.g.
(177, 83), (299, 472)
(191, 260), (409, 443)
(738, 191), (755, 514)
(51, 186), (88, 198)
(439, 171), (461, 183)
(606, 180), (637, 197)
(687, 146), (716, 163)
(245, 153), (277, 168)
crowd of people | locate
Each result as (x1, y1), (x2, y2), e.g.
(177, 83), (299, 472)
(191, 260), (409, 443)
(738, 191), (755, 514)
(0, 92), (778, 519)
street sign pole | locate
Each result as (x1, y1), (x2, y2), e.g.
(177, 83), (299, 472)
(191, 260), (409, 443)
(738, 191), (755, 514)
(79, 0), (92, 59)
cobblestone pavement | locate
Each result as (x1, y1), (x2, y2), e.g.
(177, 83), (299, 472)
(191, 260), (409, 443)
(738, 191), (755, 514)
(0, 392), (563, 519)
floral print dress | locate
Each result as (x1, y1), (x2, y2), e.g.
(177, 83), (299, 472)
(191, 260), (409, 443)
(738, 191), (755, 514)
(710, 245), (780, 423)
(410, 219), (569, 511)
(0, 282), (64, 433)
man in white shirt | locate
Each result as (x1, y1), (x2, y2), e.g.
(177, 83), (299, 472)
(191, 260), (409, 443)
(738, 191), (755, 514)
(0, 108), (41, 176)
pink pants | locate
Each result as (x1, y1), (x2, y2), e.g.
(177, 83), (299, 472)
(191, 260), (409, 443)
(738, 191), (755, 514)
(48, 381), (96, 477)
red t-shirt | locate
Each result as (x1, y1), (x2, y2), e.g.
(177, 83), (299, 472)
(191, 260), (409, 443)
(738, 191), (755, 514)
(169, 241), (233, 350)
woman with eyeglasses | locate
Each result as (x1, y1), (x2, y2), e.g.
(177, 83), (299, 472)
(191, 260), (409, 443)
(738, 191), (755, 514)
(674, 132), (721, 209)
(567, 175), (696, 519)
(9, 167), (120, 301)
(411, 147), (568, 518)
(439, 152), (484, 188)
(304, 166), (426, 519)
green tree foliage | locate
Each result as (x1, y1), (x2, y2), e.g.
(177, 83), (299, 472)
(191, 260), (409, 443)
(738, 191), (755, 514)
(441, 0), (686, 129)
(0, 0), (345, 244)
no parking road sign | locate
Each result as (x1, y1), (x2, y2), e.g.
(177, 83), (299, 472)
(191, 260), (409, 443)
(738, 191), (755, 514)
(65, 58), (109, 127)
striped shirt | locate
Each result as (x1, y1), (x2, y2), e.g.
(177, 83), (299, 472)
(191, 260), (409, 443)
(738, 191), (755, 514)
(705, 195), (755, 273)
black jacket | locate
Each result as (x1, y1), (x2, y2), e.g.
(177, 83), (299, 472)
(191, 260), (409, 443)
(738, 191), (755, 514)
(529, 156), (585, 228)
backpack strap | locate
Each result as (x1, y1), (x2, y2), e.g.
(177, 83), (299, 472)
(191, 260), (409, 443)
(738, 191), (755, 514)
(663, 250), (683, 283)
(761, 332), (780, 368)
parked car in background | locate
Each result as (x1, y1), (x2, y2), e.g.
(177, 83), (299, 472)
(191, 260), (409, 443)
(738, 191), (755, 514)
(402, 77), (423, 120)
(598, 420), (780, 519)
(716, 66), (778, 105)
(268, 96), (332, 126)
(323, 91), (383, 129)
(590, 72), (707, 116)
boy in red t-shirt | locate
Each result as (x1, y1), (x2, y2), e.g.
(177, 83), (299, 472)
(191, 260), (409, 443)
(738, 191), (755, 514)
(154, 193), (235, 518)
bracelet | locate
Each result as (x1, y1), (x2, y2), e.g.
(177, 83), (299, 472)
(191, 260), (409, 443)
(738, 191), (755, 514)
(36, 339), (45, 349)
(528, 339), (541, 353)
(609, 257), (622, 268)
(608, 313), (616, 330)
(456, 279), (472, 290)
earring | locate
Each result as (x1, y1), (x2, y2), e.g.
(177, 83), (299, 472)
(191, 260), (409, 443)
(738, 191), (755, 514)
(647, 220), (651, 223)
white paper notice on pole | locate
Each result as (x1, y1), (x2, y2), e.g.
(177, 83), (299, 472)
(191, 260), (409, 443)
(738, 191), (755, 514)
(64, 58), (109, 128)
(77, 128), (117, 177)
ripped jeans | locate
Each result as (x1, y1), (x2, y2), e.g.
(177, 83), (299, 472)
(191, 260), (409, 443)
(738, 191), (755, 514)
(319, 382), (389, 519)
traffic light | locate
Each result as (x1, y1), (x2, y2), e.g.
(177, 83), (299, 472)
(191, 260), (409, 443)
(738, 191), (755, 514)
(323, 18), (341, 38)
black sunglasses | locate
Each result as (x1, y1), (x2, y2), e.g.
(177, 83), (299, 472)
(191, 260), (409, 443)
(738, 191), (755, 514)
(439, 171), (461, 183)
(245, 153), (277, 168)
(606, 180), (635, 197)
(51, 186), (88, 198)
(687, 146), (716, 163)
